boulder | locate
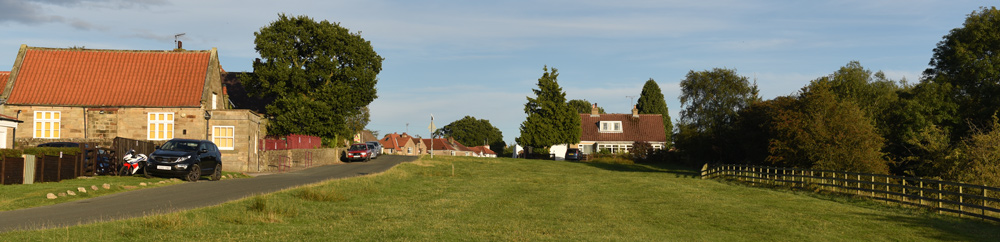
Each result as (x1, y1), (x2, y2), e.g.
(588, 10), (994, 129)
(46, 193), (57, 199)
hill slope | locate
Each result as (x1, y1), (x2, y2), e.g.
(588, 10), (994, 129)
(3, 156), (997, 241)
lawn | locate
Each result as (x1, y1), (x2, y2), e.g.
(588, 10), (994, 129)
(0, 172), (250, 211)
(2, 156), (997, 241)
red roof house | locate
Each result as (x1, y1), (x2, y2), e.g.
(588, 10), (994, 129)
(575, 104), (668, 154)
(0, 45), (267, 172)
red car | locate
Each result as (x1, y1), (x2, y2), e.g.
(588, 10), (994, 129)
(346, 143), (375, 162)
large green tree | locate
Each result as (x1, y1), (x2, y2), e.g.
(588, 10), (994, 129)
(675, 68), (759, 163)
(568, 99), (604, 114)
(636, 78), (672, 144)
(434, 116), (506, 154)
(517, 67), (581, 150)
(243, 14), (383, 142)
(924, 6), (1000, 133)
(767, 83), (889, 174)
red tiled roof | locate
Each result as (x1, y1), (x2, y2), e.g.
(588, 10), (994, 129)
(0, 71), (9, 94)
(580, 113), (667, 142)
(422, 138), (456, 150)
(468, 146), (496, 155)
(6, 47), (213, 107)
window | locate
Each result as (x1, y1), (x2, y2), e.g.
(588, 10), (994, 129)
(407, 147), (413, 154)
(599, 121), (623, 133)
(213, 126), (235, 150)
(34, 111), (60, 139)
(148, 112), (174, 140)
(597, 144), (633, 153)
(212, 93), (218, 109)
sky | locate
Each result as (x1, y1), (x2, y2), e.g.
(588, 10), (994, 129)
(0, 0), (993, 145)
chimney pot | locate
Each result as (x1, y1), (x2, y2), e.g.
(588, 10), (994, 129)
(590, 103), (599, 117)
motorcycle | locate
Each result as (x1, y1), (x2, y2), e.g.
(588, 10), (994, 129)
(120, 150), (148, 176)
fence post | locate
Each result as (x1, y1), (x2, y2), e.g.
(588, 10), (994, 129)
(919, 181), (924, 207)
(984, 185), (987, 222)
(959, 186), (964, 218)
(871, 176), (875, 197)
(856, 174), (861, 196)
(938, 181), (943, 214)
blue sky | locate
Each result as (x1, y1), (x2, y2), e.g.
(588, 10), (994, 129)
(0, 0), (992, 144)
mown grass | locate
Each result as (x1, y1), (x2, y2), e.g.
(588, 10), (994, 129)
(0, 172), (251, 211)
(2, 156), (998, 241)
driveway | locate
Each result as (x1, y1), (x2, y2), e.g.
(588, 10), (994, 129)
(0, 155), (417, 233)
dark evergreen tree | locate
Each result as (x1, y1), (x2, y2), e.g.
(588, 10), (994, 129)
(636, 78), (673, 144)
(517, 67), (582, 151)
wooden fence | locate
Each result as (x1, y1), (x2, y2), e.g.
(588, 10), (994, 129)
(702, 164), (1000, 222)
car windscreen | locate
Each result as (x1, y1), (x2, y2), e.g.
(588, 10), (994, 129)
(160, 141), (200, 151)
(349, 144), (367, 151)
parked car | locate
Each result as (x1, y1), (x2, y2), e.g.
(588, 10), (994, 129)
(347, 143), (375, 162)
(144, 139), (223, 182)
(367, 141), (383, 156)
(565, 148), (582, 161)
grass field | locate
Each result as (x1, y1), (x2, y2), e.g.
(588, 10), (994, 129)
(0, 172), (251, 211)
(2, 156), (998, 241)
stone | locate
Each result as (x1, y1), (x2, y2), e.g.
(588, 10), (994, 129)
(46, 193), (57, 199)
(91, 185), (99, 191)
(102, 183), (111, 189)
(67, 190), (76, 196)
(139, 182), (148, 186)
(77, 187), (87, 193)
(58, 193), (66, 197)
(122, 185), (137, 189)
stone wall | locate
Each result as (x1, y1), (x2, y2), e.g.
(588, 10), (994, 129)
(260, 148), (345, 172)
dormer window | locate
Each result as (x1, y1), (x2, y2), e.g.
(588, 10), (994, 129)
(599, 121), (622, 133)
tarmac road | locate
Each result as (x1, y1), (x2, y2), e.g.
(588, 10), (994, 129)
(0, 155), (417, 233)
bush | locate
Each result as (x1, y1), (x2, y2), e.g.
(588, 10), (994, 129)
(0, 149), (23, 158)
(22, 147), (80, 156)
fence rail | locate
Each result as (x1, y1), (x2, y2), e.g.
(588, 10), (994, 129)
(702, 164), (1000, 222)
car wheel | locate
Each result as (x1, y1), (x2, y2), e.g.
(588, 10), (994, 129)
(143, 165), (153, 178)
(365, 156), (370, 162)
(209, 164), (222, 181)
(186, 164), (201, 182)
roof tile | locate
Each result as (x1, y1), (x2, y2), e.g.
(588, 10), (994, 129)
(7, 47), (212, 107)
(580, 113), (667, 142)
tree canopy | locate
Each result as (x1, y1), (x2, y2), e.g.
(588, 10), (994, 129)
(434, 116), (506, 154)
(924, 6), (1000, 132)
(636, 78), (672, 144)
(675, 68), (759, 163)
(517, 67), (581, 150)
(568, 99), (604, 114)
(243, 14), (382, 143)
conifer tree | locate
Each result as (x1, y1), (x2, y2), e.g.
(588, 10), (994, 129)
(517, 67), (581, 150)
(636, 78), (672, 143)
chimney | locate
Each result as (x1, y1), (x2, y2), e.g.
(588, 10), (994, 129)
(632, 105), (639, 118)
(590, 103), (599, 117)
(177, 40), (183, 50)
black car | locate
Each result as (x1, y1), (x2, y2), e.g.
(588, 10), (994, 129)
(144, 139), (223, 182)
(565, 148), (582, 161)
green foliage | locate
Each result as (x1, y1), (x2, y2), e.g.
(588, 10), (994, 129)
(434, 116), (506, 154)
(948, 116), (1000, 187)
(0, 149), (23, 158)
(636, 79), (672, 144)
(924, 6), (1000, 135)
(23, 147), (80, 156)
(567, 99), (604, 114)
(676, 68), (759, 163)
(244, 14), (382, 141)
(517, 67), (581, 150)
(766, 82), (889, 174)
